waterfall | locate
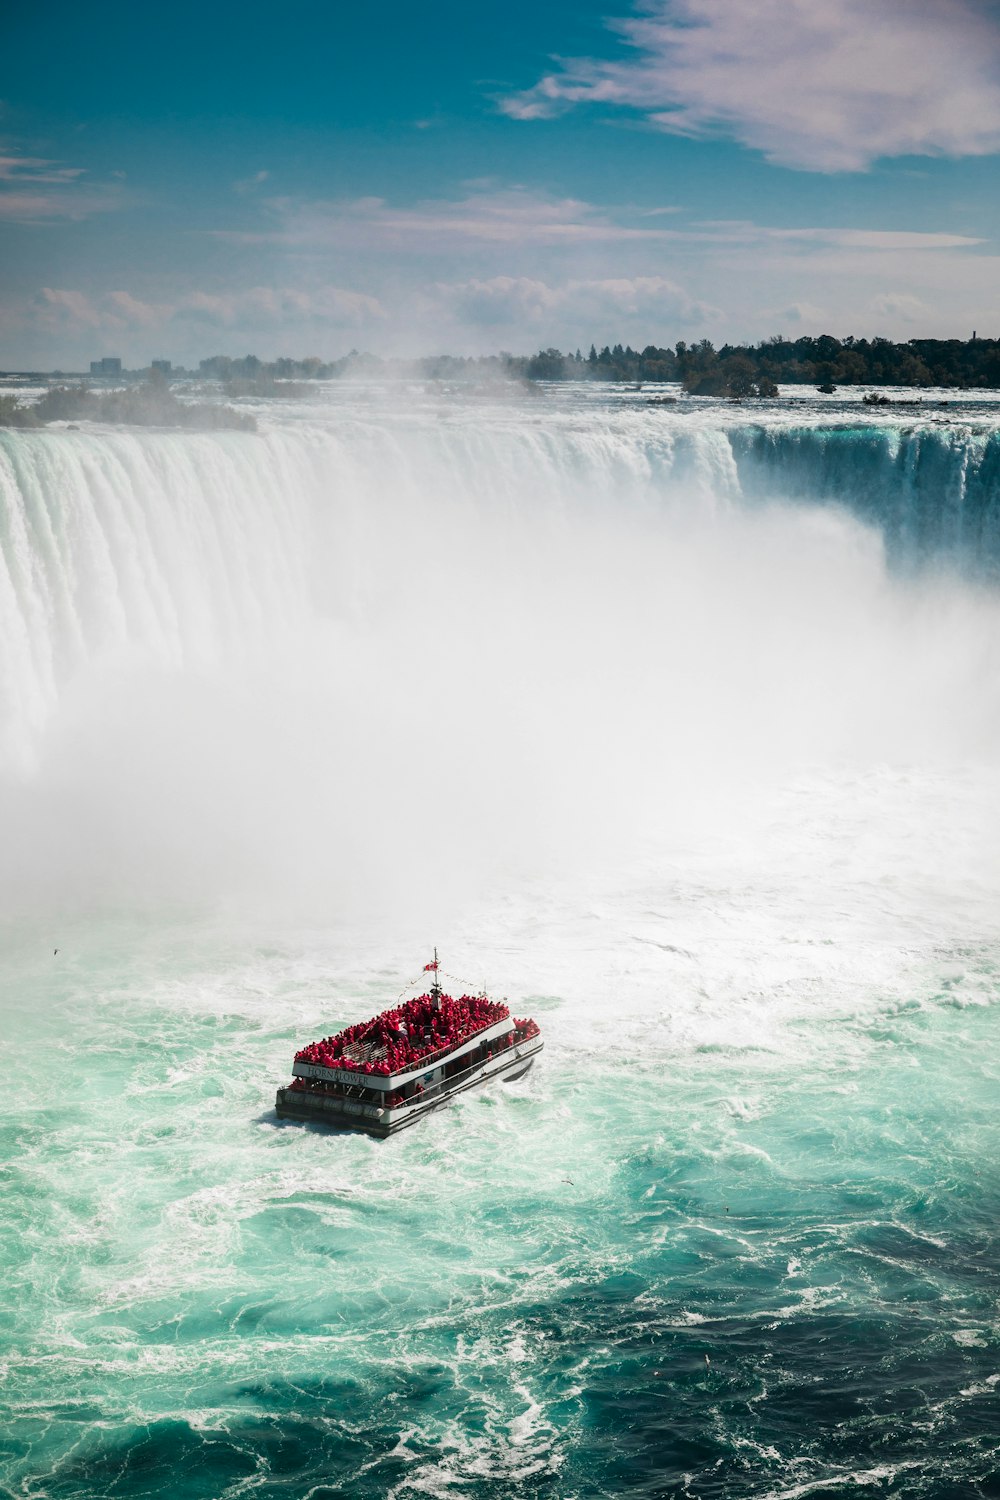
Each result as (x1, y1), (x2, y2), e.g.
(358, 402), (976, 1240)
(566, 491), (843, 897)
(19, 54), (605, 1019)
(730, 423), (1000, 565)
(2, 397), (999, 912)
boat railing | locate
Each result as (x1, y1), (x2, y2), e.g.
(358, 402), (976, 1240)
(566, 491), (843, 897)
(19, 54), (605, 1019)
(290, 1030), (542, 1113)
(388, 1031), (542, 1110)
(390, 1045), (514, 1108)
(298, 1013), (513, 1081)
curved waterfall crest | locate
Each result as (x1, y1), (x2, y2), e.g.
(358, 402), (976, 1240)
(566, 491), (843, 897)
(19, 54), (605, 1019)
(0, 414), (742, 767)
(1, 402), (999, 826)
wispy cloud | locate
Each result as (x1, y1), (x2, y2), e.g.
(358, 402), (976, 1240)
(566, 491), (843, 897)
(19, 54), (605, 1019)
(351, 187), (670, 244)
(766, 301), (829, 326)
(212, 185), (986, 260)
(0, 150), (122, 222)
(29, 283), (384, 336)
(501, 0), (1000, 172)
(0, 156), (86, 185)
(233, 169), (270, 195)
(867, 292), (929, 322)
(439, 273), (718, 328)
(176, 285), (384, 327)
(691, 223), (983, 251)
(14, 185), (996, 360)
(34, 288), (107, 330)
(212, 186), (683, 250)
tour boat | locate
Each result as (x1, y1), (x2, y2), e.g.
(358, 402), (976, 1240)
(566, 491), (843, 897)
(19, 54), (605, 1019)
(275, 954), (543, 1137)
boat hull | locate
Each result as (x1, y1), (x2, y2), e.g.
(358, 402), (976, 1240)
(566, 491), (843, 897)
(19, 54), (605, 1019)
(275, 1036), (542, 1137)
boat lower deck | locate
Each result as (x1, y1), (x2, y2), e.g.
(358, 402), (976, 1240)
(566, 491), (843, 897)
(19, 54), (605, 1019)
(276, 1035), (542, 1137)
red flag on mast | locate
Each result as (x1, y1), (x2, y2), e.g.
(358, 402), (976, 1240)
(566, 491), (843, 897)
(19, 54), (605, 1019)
(423, 961), (439, 972)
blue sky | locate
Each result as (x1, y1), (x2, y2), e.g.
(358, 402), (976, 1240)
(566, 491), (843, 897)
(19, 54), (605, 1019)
(3, 0), (1000, 367)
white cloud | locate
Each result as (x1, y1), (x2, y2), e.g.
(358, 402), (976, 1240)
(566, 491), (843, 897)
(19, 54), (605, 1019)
(29, 285), (384, 338)
(792, 230), (981, 251)
(209, 184), (986, 262)
(0, 156), (85, 185)
(768, 301), (829, 325)
(104, 290), (164, 328)
(176, 285), (384, 327)
(501, 0), (1000, 172)
(222, 186), (682, 251)
(691, 222), (983, 250)
(34, 288), (107, 330)
(868, 292), (928, 322)
(0, 151), (122, 221)
(33, 288), (175, 336)
(233, 169), (270, 195)
(12, 181), (996, 364)
(442, 276), (559, 326)
(436, 273), (719, 334)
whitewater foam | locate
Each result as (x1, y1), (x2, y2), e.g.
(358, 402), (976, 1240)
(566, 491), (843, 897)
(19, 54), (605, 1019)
(2, 391), (1000, 922)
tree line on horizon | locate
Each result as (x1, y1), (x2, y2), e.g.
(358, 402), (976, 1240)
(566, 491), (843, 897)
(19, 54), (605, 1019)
(3, 335), (1000, 429)
(197, 335), (1000, 395)
(0, 378), (254, 431)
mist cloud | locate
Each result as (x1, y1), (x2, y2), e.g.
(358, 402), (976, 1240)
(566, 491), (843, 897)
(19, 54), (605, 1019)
(3, 402), (1000, 921)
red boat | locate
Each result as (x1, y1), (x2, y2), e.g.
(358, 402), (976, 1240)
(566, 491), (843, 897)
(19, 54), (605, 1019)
(275, 953), (543, 1137)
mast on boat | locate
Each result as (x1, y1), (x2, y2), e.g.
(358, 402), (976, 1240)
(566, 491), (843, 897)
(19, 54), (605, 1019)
(430, 946), (442, 1010)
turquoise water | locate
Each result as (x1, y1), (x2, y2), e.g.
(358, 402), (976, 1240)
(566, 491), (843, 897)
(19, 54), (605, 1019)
(2, 389), (1000, 1497)
(3, 908), (1000, 1499)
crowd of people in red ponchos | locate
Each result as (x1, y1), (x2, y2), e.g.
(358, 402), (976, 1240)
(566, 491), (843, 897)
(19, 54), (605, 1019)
(288, 1009), (543, 1107)
(294, 992), (513, 1078)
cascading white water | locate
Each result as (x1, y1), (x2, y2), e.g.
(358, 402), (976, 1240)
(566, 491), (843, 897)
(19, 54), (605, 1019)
(2, 391), (1000, 915)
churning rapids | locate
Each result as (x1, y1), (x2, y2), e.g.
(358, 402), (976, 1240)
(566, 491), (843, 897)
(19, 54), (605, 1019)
(2, 383), (1000, 1500)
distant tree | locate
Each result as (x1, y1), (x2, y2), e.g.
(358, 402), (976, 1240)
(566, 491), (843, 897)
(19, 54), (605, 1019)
(679, 340), (723, 394)
(34, 386), (96, 421)
(833, 349), (867, 384)
(200, 355), (233, 379)
(158, 332), (1000, 394)
(722, 355), (757, 399)
(526, 348), (568, 380)
(0, 394), (39, 427)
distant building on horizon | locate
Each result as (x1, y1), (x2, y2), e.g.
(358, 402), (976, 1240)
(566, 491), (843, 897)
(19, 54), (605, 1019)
(151, 359), (172, 374)
(90, 356), (122, 376)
